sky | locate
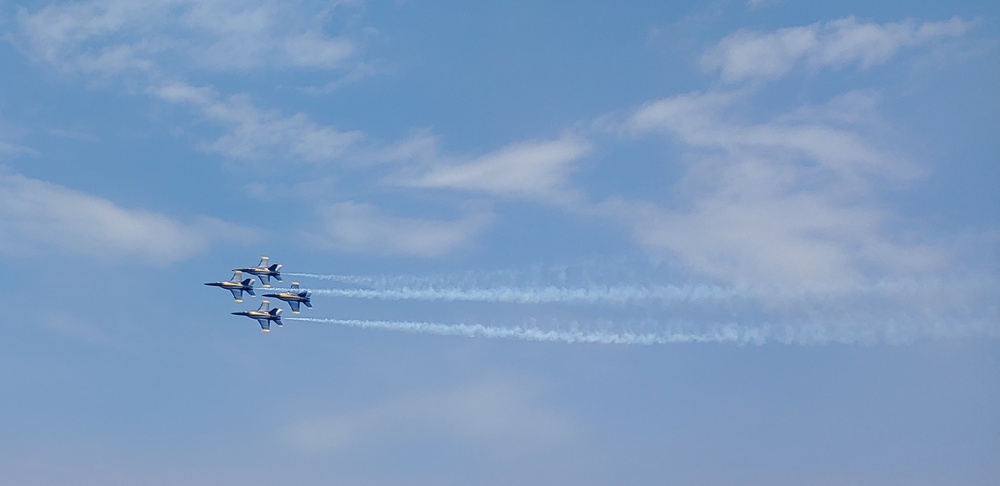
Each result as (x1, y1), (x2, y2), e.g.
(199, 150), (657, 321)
(1, 0), (998, 484)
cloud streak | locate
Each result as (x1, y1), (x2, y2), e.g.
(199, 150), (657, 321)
(393, 136), (592, 204)
(302, 201), (493, 258)
(149, 81), (365, 162)
(285, 381), (576, 455)
(608, 89), (944, 285)
(702, 16), (972, 83)
(12, 0), (364, 76)
(0, 172), (247, 263)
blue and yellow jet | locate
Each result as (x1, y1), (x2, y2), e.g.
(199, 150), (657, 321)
(233, 256), (282, 288)
(232, 300), (283, 332)
(204, 271), (256, 302)
(263, 282), (313, 314)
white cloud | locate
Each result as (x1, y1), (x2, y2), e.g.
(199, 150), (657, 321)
(12, 0), (363, 76)
(285, 381), (577, 455)
(149, 81), (364, 162)
(304, 201), (492, 258)
(0, 140), (38, 157)
(281, 31), (356, 69)
(395, 136), (592, 203)
(608, 90), (944, 284)
(0, 118), (38, 157)
(702, 16), (971, 83)
(369, 129), (441, 165)
(626, 90), (918, 183)
(300, 61), (390, 94)
(38, 311), (115, 346)
(746, 0), (781, 10)
(0, 172), (248, 264)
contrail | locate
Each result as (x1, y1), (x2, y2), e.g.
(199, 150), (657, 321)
(265, 277), (972, 307)
(284, 271), (968, 306)
(286, 317), (767, 345)
(284, 273), (377, 286)
(284, 267), (999, 344)
(286, 315), (998, 345)
(271, 284), (738, 305)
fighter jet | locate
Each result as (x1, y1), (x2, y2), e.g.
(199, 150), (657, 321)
(232, 300), (283, 332)
(233, 256), (282, 288)
(263, 282), (313, 314)
(204, 271), (256, 302)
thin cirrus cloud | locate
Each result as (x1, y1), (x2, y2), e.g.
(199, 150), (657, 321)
(12, 0), (362, 75)
(149, 81), (365, 162)
(0, 172), (250, 264)
(395, 136), (593, 204)
(284, 381), (577, 455)
(702, 16), (972, 83)
(605, 91), (943, 284)
(624, 89), (920, 182)
(582, 16), (968, 284)
(304, 201), (494, 258)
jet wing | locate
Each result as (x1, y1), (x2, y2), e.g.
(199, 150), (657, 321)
(257, 319), (271, 332)
(290, 301), (300, 314)
(256, 274), (272, 288)
(229, 289), (244, 302)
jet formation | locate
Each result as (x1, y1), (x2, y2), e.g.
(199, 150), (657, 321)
(205, 256), (312, 332)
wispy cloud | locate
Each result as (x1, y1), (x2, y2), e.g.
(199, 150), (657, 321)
(12, 0), (364, 76)
(0, 172), (250, 264)
(285, 381), (576, 455)
(625, 89), (918, 182)
(149, 81), (364, 162)
(602, 89), (944, 284)
(394, 136), (592, 204)
(603, 17), (975, 283)
(37, 311), (116, 347)
(0, 140), (38, 157)
(746, 0), (782, 10)
(702, 16), (972, 83)
(0, 117), (38, 157)
(303, 201), (493, 258)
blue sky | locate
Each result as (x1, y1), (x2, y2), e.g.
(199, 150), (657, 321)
(1, 0), (998, 484)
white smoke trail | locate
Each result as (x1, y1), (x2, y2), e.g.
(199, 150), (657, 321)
(284, 272), (377, 286)
(286, 317), (767, 345)
(271, 284), (738, 305)
(283, 271), (968, 306)
(286, 314), (1000, 345)
(283, 267), (1000, 344)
